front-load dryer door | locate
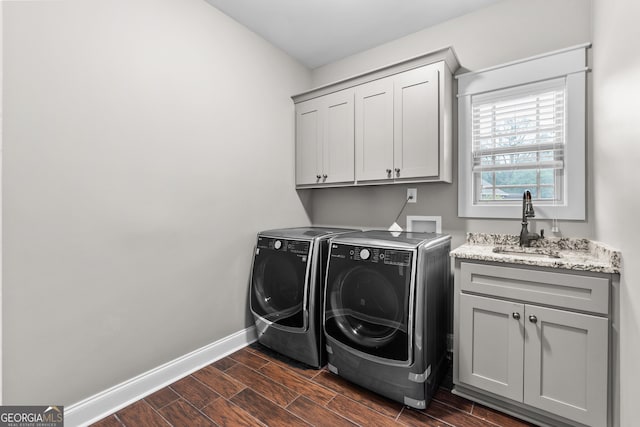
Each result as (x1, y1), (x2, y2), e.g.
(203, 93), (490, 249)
(324, 243), (414, 363)
(250, 237), (311, 329)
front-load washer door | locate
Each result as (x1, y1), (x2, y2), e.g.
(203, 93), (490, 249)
(324, 243), (414, 362)
(250, 236), (311, 328)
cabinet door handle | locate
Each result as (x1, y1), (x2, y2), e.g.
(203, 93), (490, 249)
(529, 315), (538, 324)
(512, 312), (521, 320)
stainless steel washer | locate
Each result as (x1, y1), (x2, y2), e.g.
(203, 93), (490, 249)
(323, 230), (451, 408)
(250, 227), (357, 368)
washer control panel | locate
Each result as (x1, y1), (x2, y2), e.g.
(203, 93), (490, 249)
(256, 237), (310, 256)
(330, 243), (412, 266)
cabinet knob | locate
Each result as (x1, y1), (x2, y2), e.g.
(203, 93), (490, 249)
(529, 315), (538, 324)
(316, 175), (321, 180)
(386, 169), (392, 174)
(512, 312), (521, 320)
(322, 174), (327, 179)
(395, 168), (400, 177)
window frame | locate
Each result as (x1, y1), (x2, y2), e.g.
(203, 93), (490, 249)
(457, 44), (589, 220)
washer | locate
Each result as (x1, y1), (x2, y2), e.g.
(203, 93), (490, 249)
(323, 230), (451, 409)
(250, 226), (358, 368)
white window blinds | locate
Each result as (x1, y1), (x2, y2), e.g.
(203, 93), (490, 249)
(471, 79), (566, 203)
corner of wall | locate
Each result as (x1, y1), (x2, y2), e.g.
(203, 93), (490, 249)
(1, 0), (5, 405)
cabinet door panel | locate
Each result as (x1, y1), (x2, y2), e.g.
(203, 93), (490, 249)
(355, 78), (394, 182)
(324, 91), (355, 184)
(394, 66), (440, 179)
(524, 305), (608, 427)
(295, 100), (322, 185)
(459, 294), (524, 401)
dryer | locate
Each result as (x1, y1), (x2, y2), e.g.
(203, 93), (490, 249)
(323, 230), (451, 409)
(250, 227), (357, 368)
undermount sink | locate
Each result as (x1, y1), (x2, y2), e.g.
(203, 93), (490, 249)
(492, 246), (562, 259)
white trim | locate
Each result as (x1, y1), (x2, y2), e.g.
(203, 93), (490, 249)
(292, 46), (459, 103)
(470, 77), (565, 104)
(455, 42), (591, 80)
(457, 45), (587, 97)
(64, 326), (258, 427)
(457, 45), (588, 220)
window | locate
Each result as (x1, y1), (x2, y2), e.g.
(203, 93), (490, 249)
(457, 45), (588, 220)
(472, 79), (565, 204)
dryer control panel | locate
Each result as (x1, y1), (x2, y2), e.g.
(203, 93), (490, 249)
(330, 243), (412, 266)
(257, 237), (310, 255)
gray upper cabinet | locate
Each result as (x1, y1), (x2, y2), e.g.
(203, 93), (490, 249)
(295, 89), (355, 186)
(354, 76), (394, 181)
(293, 47), (458, 189)
(355, 62), (447, 183)
(295, 99), (322, 186)
(393, 65), (441, 180)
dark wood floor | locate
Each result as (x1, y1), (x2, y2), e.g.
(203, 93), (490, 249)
(91, 343), (534, 427)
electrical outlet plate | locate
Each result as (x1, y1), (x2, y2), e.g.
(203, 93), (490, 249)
(407, 188), (417, 203)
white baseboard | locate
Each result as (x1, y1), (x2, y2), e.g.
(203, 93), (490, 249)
(65, 326), (257, 427)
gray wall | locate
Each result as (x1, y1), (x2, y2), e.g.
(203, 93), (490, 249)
(3, 0), (312, 404)
(6, 0), (633, 421)
(308, 0), (594, 250)
(592, 0), (640, 425)
(0, 0), (3, 404)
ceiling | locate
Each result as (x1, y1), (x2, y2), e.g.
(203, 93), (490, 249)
(207, 0), (498, 69)
(204, 0), (502, 69)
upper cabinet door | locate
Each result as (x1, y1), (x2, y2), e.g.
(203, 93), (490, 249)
(394, 65), (440, 180)
(295, 99), (323, 186)
(355, 77), (394, 182)
(524, 305), (608, 427)
(323, 90), (355, 184)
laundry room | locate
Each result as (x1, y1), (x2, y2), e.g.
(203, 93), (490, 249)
(1, 0), (638, 426)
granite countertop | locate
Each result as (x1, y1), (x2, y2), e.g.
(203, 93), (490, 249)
(450, 233), (621, 274)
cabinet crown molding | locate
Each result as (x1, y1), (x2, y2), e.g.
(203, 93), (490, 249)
(292, 46), (460, 104)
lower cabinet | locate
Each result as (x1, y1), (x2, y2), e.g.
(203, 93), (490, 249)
(454, 261), (612, 427)
(458, 294), (524, 402)
(523, 304), (608, 426)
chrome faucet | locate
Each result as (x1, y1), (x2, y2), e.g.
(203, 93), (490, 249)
(520, 190), (542, 247)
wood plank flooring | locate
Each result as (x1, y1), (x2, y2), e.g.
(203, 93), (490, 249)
(91, 343), (535, 427)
